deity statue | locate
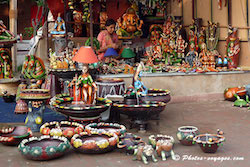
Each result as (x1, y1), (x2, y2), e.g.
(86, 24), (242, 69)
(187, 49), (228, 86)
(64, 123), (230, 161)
(0, 48), (13, 79)
(226, 27), (240, 69)
(116, 8), (143, 39)
(68, 64), (97, 104)
(198, 27), (206, 50)
(206, 21), (220, 51)
(73, 11), (83, 37)
(50, 13), (66, 36)
(100, 11), (108, 30)
(176, 35), (187, 59)
(149, 24), (163, 45)
(186, 42), (198, 67)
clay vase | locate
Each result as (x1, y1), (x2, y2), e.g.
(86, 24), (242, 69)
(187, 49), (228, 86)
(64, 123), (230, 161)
(177, 126), (199, 146)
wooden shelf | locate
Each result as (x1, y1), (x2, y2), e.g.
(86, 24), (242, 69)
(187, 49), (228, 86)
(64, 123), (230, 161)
(66, 21), (100, 25)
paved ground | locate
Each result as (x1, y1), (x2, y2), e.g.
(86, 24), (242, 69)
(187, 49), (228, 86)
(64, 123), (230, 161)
(0, 100), (249, 167)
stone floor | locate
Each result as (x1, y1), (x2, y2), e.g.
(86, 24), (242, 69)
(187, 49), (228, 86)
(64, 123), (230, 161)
(0, 100), (249, 167)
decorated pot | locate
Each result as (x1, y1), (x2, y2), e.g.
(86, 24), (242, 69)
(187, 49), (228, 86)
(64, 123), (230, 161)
(85, 122), (126, 136)
(40, 121), (84, 139)
(193, 134), (225, 153)
(177, 126), (199, 146)
(18, 135), (70, 160)
(0, 126), (32, 146)
(71, 131), (119, 154)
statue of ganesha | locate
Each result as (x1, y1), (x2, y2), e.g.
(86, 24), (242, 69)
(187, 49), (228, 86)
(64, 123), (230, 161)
(116, 8), (143, 39)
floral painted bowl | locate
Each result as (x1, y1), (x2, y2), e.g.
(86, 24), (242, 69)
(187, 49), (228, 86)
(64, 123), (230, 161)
(193, 134), (225, 153)
(18, 135), (70, 160)
(176, 126), (199, 146)
(40, 121), (84, 139)
(71, 131), (119, 154)
(0, 126), (32, 146)
(85, 122), (126, 136)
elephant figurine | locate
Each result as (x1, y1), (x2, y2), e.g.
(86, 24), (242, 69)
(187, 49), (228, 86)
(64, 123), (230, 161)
(155, 139), (176, 161)
(133, 144), (158, 165)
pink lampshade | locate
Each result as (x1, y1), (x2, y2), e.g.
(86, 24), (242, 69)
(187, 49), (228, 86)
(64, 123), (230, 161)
(72, 46), (99, 64)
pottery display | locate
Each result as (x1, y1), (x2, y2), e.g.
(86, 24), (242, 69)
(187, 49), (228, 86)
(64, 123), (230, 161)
(112, 101), (166, 132)
(140, 88), (171, 103)
(0, 126), (32, 146)
(117, 133), (144, 154)
(40, 121), (84, 138)
(18, 135), (70, 160)
(20, 89), (51, 132)
(176, 126), (199, 146)
(85, 122), (126, 136)
(95, 78), (126, 98)
(71, 131), (119, 154)
(50, 94), (112, 122)
(193, 134), (225, 153)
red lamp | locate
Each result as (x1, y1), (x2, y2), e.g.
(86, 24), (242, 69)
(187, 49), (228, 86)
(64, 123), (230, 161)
(72, 46), (99, 64)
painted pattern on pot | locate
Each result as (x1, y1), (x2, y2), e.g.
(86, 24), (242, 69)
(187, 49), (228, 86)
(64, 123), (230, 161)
(40, 121), (84, 138)
(71, 131), (119, 154)
(18, 135), (70, 160)
(85, 122), (126, 136)
(0, 126), (32, 146)
(193, 133), (225, 153)
(177, 126), (199, 146)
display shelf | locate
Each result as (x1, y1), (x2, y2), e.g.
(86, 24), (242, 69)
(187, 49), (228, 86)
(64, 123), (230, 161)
(99, 70), (250, 78)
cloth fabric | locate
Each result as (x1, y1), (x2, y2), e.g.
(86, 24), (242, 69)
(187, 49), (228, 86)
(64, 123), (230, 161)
(97, 30), (118, 60)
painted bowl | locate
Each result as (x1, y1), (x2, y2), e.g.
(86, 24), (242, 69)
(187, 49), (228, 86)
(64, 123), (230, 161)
(193, 134), (225, 153)
(85, 122), (126, 136)
(18, 135), (70, 160)
(50, 94), (112, 121)
(40, 121), (84, 138)
(71, 131), (119, 154)
(140, 88), (171, 103)
(149, 134), (175, 148)
(177, 126), (199, 146)
(0, 126), (32, 146)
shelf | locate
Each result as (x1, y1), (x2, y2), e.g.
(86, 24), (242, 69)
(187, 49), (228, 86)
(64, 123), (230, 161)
(66, 21), (100, 25)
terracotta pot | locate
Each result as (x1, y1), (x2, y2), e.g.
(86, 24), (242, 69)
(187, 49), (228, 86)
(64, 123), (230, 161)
(85, 122), (126, 136)
(18, 135), (70, 160)
(71, 131), (119, 154)
(0, 126), (32, 146)
(193, 134), (225, 153)
(176, 126), (199, 146)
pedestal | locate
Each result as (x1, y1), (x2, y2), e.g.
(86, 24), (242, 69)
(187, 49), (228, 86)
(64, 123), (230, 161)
(25, 101), (46, 132)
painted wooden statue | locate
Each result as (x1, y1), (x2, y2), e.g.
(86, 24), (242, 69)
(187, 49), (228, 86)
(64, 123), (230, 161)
(117, 8), (143, 38)
(133, 62), (148, 95)
(73, 11), (83, 37)
(68, 64), (97, 104)
(50, 13), (66, 36)
(0, 48), (13, 79)
(226, 27), (240, 69)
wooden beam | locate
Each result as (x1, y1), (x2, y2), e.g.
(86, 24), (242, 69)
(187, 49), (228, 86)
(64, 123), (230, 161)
(89, 0), (93, 48)
(9, 0), (17, 72)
